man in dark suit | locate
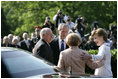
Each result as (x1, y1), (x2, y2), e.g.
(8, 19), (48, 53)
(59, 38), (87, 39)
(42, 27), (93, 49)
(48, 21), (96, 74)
(20, 32), (32, 52)
(33, 28), (54, 63)
(50, 23), (69, 65)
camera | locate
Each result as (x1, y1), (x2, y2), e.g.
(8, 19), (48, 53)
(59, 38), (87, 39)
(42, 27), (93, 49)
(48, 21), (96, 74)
(46, 17), (50, 22)
(59, 11), (62, 14)
(67, 19), (70, 21)
(92, 21), (99, 29)
(75, 17), (82, 23)
(57, 9), (62, 15)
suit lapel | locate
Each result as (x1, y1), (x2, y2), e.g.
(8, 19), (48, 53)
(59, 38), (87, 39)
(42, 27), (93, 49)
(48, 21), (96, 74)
(56, 38), (61, 52)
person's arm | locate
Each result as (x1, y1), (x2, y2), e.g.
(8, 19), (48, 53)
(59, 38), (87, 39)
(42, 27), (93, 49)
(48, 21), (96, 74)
(57, 52), (65, 71)
(86, 57), (105, 69)
(63, 15), (68, 22)
(80, 22), (87, 28)
(32, 41), (40, 54)
(91, 46), (106, 61)
(74, 23), (78, 30)
(53, 15), (58, 21)
(80, 51), (92, 60)
(70, 22), (75, 29)
(80, 46), (106, 61)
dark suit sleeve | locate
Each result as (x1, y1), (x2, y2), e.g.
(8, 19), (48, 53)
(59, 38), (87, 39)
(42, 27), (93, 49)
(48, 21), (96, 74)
(20, 42), (26, 50)
(50, 38), (60, 65)
(37, 44), (47, 58)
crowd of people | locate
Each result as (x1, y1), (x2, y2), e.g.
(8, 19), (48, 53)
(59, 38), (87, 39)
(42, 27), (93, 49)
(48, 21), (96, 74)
(1, 9), (117, 77)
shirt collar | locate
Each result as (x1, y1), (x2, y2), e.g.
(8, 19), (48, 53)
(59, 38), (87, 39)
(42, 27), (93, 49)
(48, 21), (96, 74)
(99, 42), (110, 49)
(59, 36), (66, 42)
(24, 39), (28, 42)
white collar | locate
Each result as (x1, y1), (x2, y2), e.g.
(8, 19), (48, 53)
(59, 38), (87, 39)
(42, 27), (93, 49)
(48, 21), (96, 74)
(103, 42), (110, 47)
(24, 39), (28, 42)
(99, 42), (110, 49)
(59, 36), (66, 42)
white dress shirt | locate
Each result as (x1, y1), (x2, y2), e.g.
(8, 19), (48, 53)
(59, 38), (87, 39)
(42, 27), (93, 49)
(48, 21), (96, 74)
(91, 43), (113, 77)
(66, 21), (75, 29)
(24, 39), (30, 46)
(53, 14), (68, 27)
(58, 36), (66, 51)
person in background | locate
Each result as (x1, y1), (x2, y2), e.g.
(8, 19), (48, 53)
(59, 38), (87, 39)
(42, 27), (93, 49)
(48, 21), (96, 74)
(74, 17), (87, 40)
(74, 17), (87, 49)
(30, 33), (37, 50)
(57, 33), (105, 75)
(53, 9), (68, 28)
(8, 34), (13, 44)
(34, 26), (42, 42)
(31, 33), (37, 41)
(85, 36), (99, 50)
(11, 37), (21, 48)
(33, 28), (54, 63)
(50, 23), (69, 65)
(91, 21), (99, 31)
(66, 16), (75, 30)
(1, 36), (12, 47)
(80, 28), (113, 77)
(15, 35), (21, 46)
(20, 32), (32, 52)
(43, 16), (55, 32)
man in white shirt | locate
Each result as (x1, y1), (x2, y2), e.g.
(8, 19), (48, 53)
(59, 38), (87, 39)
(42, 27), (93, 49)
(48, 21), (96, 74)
(66, 16), (75, 29)
(20, 32), (32, 52)
(53, 9), (68, 28)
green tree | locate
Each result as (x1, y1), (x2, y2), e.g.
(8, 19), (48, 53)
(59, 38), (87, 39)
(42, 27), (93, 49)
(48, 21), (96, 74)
(1, 8), (11, 38)
(1, 1), (117, 38)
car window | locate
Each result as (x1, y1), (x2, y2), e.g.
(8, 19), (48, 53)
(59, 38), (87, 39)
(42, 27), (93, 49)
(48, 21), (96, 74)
(2, 50), (55, 78)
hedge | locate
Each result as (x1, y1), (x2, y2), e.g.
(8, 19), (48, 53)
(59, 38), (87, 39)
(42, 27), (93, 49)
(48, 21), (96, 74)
(85, 49), (117, 78)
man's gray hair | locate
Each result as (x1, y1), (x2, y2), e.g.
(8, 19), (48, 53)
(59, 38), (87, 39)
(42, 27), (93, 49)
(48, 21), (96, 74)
(3, 36), (9, 43)
(23, 32), (28, 38)
(12, 37), (18, 43)
(40, 28), (51, 39)
(58, 23), (69, 30)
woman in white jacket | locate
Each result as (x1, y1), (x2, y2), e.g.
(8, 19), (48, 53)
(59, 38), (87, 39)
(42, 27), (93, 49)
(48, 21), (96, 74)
(81, 28), (113, 77)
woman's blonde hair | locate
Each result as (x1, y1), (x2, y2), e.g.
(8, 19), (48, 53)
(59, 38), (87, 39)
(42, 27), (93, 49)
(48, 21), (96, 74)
(91, 28), (108, 42)
(66, 33), (82, 46)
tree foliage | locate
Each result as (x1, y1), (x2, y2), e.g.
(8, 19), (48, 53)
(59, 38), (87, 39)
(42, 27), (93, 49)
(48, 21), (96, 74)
(1, 8), (11, 38)
(1, 1), (117, 37)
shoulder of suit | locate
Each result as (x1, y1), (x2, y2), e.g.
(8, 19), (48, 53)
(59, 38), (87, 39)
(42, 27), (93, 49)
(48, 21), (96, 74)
(38, 39), (44, 45)
(51, 37), (58, 42)
(20, 40), (25, 43)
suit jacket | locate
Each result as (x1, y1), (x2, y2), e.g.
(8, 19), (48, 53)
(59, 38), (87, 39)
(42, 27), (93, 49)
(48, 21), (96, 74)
(1, 43), (12, 47)
(11, 44), (21, 48)
(30, 38), (39, 48)
(33, 39), (53, 63)
(50, 37), (69, 65)
(57, 46), (105, 74)
(20, 40), (32, 52)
